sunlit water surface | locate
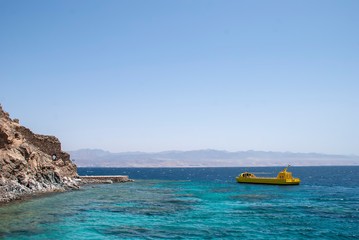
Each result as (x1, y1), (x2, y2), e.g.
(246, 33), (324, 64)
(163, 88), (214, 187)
(1, 166), (358, 239)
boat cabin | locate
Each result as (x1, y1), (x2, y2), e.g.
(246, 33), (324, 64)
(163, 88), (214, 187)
(276, 168), (293, 179)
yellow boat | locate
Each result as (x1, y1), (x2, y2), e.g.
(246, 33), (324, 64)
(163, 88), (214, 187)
(236, 168), (301, 185)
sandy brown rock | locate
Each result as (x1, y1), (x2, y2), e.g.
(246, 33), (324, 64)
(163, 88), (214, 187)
(0, 104), (80, 203)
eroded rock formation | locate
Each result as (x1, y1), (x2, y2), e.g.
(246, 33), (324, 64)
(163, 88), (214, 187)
(0, 104), (79, 203)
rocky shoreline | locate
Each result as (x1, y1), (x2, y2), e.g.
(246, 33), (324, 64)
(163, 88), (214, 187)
(0, 177), (81, 203)
(0, 176), (134, 204)
(0, 105), (136, 204)
(0, 104), (79, 203)
(80, 175), (133, 184)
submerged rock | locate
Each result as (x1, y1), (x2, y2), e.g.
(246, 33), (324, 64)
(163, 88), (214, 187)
(0, 104), (80, 203)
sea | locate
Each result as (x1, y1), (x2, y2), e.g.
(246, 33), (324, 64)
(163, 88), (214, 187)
(0, 166), (358, 239)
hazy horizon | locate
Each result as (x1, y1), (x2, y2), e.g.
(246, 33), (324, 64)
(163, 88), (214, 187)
(68, 148), (359, 168)
(1, 1), (358, 156)
(68, 147), (359, 157)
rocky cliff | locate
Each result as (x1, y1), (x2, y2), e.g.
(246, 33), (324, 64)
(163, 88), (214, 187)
(0, 104), (79, 203)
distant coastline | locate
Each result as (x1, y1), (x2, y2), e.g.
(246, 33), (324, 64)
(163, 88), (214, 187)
(68, 149), (359, 168)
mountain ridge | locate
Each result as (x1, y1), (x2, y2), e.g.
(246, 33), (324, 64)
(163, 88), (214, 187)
(68, 149), (359, 167)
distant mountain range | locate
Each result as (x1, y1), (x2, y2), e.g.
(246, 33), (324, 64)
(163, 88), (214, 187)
(67, 149), (359, 167)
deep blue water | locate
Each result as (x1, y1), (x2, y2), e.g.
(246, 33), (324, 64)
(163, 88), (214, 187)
(1, 166), (358, 239)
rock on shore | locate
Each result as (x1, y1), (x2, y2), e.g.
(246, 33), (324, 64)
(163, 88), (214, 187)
(0, 104), (80, 203)
(80, 175), (133, 184)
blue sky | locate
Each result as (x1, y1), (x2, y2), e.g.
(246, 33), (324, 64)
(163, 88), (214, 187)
(1, 0), (358, 155)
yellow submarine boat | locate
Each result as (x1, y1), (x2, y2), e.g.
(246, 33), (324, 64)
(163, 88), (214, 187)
(236, 168), (301, 185)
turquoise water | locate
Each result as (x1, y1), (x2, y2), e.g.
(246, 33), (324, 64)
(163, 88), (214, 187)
(1, 167), (358, 239)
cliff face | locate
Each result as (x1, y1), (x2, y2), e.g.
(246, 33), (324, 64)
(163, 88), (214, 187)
(0, 105), (79, 203)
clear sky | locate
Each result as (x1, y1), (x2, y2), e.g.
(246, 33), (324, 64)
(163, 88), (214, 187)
(1, 0), (358, 155)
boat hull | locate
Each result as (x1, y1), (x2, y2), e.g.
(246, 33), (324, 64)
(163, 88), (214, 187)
(236, 177), (300, 185)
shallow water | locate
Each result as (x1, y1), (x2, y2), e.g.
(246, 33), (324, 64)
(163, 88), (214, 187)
(1, 166), (358, 239)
